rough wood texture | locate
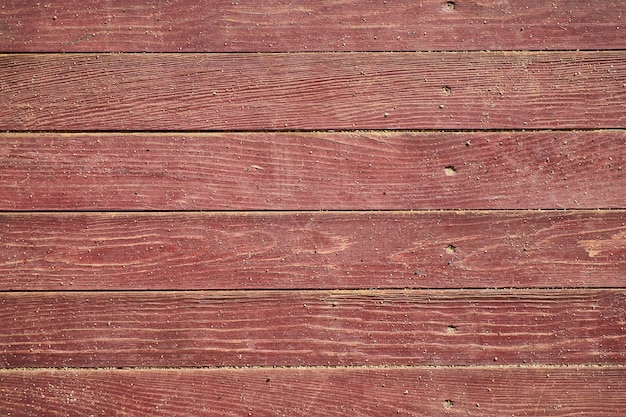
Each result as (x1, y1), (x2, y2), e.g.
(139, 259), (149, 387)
(2, 1), (625, 414)
(1, 52), (624, 131)
(2, 131), (625, 211)
(1, 0), (624, 52)
(2, 290), (624, 368)
(2, 211), (625, 290)
(1, 367), (624, 416)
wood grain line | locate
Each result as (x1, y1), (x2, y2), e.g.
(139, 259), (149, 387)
(2, 211), (625, 290)
(1, 289), (624, 368)
(1, 367), (624, 416)
(1, 52), (624, 130)
(1, 0), (624, 52)
(2, 131), (625, 210)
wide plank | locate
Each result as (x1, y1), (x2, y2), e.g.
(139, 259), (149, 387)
(1, 289), (624, 368)
(1, 52), (624, 131)
(2, 131), (625, 210)
(3, 211), (625, 290)
(1, 367), (624, 416)
(1, 0), (624, 52)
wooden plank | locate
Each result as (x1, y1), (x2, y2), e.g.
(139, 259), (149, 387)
(1, 52), (624, 131)
(2, 131), (625, 210)
(2, 211), (625, 290)
(1, 367), (624, 416)
(1, 289), (624, 368)
(1, 0), (624, 52)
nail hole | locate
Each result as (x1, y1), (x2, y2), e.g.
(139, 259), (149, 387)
(444, 165), (457, 175)
(444, 399), (455, 409)
(445, 245), (456, 254)
(442, 86), (452, 95)
(447, 325), (457, 333)
(465, 140), (471, 147)
(444, 1), (456, 11)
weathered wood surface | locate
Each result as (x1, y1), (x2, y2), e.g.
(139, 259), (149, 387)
(1, 0), (624, 52)
(2, 52), (624, 131)
(2, 131), (625, 210)
(1, 290), (624, 368)
(1, 367), (624, 416)
(3, 211), (625, 290)
(2, 1), (625, 414)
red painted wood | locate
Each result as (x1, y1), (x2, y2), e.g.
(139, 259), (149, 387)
(2, 131), (625, 210)
(1, 367), (624, 416)
(1, 52), (624, 131)
(1, 289), (624, 368)
(1, 2), (624, 415)
(1, 0), (624, 52)
(2, 211), (625, 290)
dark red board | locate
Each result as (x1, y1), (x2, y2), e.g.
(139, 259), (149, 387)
(1, 289), (624, 368)
(2, 131), (625, 210)
(1, 0), (624, 52)
(2, 211), (625, 290)
(1, 52), (624, 130)
(1, 367), (624, 416)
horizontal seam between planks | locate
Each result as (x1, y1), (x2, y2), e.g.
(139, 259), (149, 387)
(2, 364), (626, 372)
(2, 208), (626, 214)
(2, 128), (625, 134)
(2, 49), (626, 55)
(1, 287), (625, 295)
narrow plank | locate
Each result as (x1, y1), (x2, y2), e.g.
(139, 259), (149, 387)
(2, 211), (625, 290)
(1, 52), (624, 130)
(1, 367), (624, 416)
(2, 131), (625, 210)
(1, 0), (624, 52)
(1, 289), (624, 368)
